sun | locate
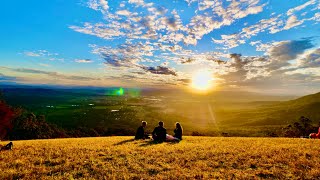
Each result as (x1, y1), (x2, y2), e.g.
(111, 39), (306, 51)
(191, 70), (214, 91)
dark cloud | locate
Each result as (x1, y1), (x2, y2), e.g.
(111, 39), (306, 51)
(180, 57), (195, 64)
(14, 68), (57, 75)
(177, 78), (191, 85)
(132, 71), (146, 75)
(0, 73), (17, 81)
(102, 54), (128, 67)
(142, 66), (177, 76)
(298, 48), (320, 68)
(93, 42), (155, 68)
(9, 68), (100, 81)
(268, 39), (314, 61)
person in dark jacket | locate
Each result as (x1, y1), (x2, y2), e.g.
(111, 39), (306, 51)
(0, 142), (13, 151)
(174, 122), (183, 140)
(152, 121), (167, 142)
(135, 121), (149, 140)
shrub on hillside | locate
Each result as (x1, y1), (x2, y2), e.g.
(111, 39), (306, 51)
(0, 101), (14, 140)
(283, 116), (318, 137)
(10, 112), (67, 140)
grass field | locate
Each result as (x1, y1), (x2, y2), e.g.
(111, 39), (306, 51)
(1, 137), (320, 179)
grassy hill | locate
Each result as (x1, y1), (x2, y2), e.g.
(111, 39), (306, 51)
(1, 137), (320, 179)
(217, 92), (320, 129)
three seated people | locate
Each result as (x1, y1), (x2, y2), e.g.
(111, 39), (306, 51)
(135, 121), (183, 142)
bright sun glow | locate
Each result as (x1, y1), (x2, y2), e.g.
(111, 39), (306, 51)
(191, 70), (214, 91)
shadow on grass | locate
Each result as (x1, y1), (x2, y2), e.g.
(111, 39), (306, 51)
(113, 139), (136, 146)
(114, 139), (181, 146)
(139, 140), (161, 147)
(139, 140), (180, 147)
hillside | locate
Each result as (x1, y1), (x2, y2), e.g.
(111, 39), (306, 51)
(1, 85), (319, 137)
(217, 92), (320, 128)
(1, 137), (320, 179)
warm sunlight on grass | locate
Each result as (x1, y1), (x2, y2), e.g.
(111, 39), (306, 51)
(191, 70), (214, 92)
(1, 137), (320, 179)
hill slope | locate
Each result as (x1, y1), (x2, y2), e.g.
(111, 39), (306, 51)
(218, 92), (320, 128)
(1, 137), (320, 179)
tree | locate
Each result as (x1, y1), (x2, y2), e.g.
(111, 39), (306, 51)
(284, 116), (315, 137)
(0, 101), (14, 140)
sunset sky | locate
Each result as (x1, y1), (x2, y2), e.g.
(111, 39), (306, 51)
(0, 0), (319, 95)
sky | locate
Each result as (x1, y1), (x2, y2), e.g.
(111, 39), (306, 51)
(0, 0), (319, 95)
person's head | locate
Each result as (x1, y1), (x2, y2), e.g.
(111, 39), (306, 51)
(176, 122), (182, 129)
(141, 121), (147, 127)
(158, 121), (164, 127)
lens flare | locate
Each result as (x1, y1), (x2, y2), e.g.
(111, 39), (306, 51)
(105, 87), (141, 97)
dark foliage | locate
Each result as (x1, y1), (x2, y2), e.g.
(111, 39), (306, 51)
(10, 112), (67, 140)
(283, 116), (318, 137)
(0, 101), (14, 140)
(191, 131), (205, 136)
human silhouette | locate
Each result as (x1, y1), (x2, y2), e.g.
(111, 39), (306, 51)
(174, 122), (183, 140)
(135, 121), (149, 140)
(152, 121), (167, 142)
(1, 142), (13, 150)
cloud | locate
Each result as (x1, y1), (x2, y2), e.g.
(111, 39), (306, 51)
(87, 0), (109, 13)
(180, 57), (195, 64)
(0, 73), (17, 81)
(91, 42), (154, 68)
(287, 0), (316, 16)
(23, 50), (58, 57)
(65, 1), (320, 92)
(142, 66), (177, 76)
(72, 0), (266, 47)
(22, 50), (63, 61)
(6, 67), (100, 81)
(267, 39), (314, 61)
(39, 63), (50, 67)
(75, 59), (93, 63)
(296, 48), (320, 68)
(212, 0), (319, 49)
(283, 15), (303, 30)
(116, 10), (132, 16)
(128, 0), (145, 6)
(24, 52), (41, 57)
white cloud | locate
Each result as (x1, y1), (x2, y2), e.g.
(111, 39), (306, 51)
(22, 50), (61, 60)
(283, 15), (303, 30)
(75, 59), (94, 63)
(116, 10), (132, 16)
(128, 0), (144, 6)
(24, 52), (41, 57)
(87, 0), (109, 13)
(39, 63), (50, 67)
(287, 0), (316, 16)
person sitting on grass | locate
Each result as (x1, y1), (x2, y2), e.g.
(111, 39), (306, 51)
(152, 121), (167, 142)
(309, 123), (320, 139)
(0, 142), (13, 151)
(164, 122), (182, 142)
(174, 122), (183, 140)
(135, 121), (150, 140)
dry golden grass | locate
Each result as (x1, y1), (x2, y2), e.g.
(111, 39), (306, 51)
(1, 137), (320, 179)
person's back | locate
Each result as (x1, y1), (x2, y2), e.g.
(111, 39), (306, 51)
(135, 126), (144, 139)
(152, 121), (167, 142)
(174, 128), (182, 140)
(135, 121), (147, 140)
(174, 122), (183, 140)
